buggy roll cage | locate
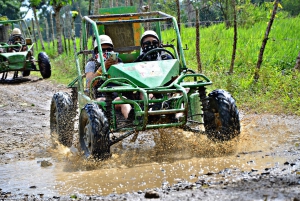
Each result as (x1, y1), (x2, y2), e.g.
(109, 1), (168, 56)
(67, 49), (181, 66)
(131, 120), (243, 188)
(80, 11), (187, 76)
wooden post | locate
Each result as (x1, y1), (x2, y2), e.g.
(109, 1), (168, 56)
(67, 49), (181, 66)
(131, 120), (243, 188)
(229, 0), (237, 74)
(195, 8), (202, 73)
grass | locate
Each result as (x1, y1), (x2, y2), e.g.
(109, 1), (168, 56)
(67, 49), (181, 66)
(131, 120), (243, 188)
(34, 16), (300, 115)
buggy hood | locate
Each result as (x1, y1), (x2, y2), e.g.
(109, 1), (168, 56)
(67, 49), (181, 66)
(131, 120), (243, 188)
(107, 59), (180, 88)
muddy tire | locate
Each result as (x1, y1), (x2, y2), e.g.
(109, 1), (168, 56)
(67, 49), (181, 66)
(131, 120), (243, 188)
(50, 92), (75, 147)
(38, 52), (51, 79)
(79, 103), (111, 160)
(203, 89), (240, 141)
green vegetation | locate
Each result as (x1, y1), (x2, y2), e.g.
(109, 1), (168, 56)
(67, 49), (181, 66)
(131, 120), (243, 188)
(37, 16), (300, 116)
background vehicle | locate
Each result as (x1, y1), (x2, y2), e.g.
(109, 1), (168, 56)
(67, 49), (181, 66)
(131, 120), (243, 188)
(0, 19), (51, 82)
(50, 7), (240, 160)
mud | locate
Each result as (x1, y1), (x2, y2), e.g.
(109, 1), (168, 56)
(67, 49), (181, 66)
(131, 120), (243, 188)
(0, 75), (300, 200)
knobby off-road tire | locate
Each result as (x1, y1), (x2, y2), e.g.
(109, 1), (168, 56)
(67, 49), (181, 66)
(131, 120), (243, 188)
(38, 52), (51, 79)
(203, 89), (240, 141)
(50, 92), (75, 147)
(79, 103), (111, 160)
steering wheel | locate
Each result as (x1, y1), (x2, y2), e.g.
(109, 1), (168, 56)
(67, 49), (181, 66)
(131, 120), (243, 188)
(141, 48), (175, 61)
(10, 35), (26, 45)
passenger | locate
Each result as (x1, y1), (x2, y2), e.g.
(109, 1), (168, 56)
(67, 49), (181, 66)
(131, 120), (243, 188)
(85, 35), (133, 120)
(134, 30), (173, 62)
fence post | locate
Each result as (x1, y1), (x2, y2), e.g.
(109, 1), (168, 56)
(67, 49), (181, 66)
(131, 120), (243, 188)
(195, 8), (202, 73)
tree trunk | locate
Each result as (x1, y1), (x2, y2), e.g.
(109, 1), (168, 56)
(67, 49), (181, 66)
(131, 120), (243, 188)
(138, 0), (143, 12)
(44, 18), (50, 49)
(229, 0), (237, 74)
(110, 0), (113, 8)
(50, 13), (55, 48)
(195, 8), (202, 73)
(254, 0), (279, 81)
(176, 0), (181, 57)
(66, 11), (71, 54)
(218, 0), (231, 28)
(31, 19), (38, 50)
(71, 15), (77, 53)
(130, 0), (134, 6)
(54, 6), (63, 54)
(62, 18), (67, 54)
(87, 0), (92, 39)
(186, 0), (194, 27)
(33, 6), (45, 51)
(94, 0), (99, 15)
(294, 51), (300, 71)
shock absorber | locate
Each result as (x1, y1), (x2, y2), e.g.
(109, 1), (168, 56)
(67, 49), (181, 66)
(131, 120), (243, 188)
(199, 86), (209, 112)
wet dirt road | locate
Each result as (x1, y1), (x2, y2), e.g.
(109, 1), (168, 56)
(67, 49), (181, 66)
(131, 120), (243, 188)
(0, 76), (299, 200)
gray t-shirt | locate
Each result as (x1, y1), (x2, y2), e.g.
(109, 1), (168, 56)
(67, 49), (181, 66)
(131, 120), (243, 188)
(85, 60), (96, 74)
(85, 61), (97, 85)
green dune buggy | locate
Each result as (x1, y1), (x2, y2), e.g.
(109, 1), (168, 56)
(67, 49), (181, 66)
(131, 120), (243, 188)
(50, 8), (240, 160)
(0, 19), (51, 82)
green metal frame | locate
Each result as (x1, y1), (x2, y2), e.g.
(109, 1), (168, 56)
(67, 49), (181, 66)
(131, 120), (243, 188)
(70, 11), (213, 135)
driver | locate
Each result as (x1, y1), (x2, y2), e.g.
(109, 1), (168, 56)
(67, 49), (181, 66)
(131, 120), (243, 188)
(134, 30), (173, 62)
(7, 28), (27, 52)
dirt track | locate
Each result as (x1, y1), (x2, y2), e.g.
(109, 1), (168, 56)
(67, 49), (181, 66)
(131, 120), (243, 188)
(0, 75), (300, 200)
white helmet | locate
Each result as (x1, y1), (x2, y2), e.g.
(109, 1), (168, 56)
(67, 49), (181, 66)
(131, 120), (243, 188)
(94, 35), (114, 49)
(140, 30), (159, 46)
(12, 28), (21, 35)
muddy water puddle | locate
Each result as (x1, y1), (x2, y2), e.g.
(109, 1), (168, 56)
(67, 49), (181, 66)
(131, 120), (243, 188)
(1, 114), (299, 198)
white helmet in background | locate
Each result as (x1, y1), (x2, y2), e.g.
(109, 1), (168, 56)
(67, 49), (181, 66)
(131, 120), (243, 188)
(94, 35), (114, 49)
(140, 30), (159, 46)
(12, 28), (21, 35)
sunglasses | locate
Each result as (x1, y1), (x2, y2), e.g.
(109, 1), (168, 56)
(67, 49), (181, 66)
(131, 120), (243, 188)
(142, 40), (159, 47)
(102, 47), (113, 52)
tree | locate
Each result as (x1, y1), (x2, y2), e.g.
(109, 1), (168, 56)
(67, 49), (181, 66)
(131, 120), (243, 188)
(281, 0), (300, 16)
(93, 0), (101, 15)
(254, 0), (279, 81)
(215, 0), (234, 28)
(49, 0), (74, 54)
(0, 0), (21, 20)
(29, 0), (45, 51)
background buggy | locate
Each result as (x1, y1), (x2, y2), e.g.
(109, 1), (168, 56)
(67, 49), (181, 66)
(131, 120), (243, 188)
(0, 19), (51, 82)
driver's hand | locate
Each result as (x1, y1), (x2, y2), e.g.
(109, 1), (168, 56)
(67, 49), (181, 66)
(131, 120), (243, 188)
(105, 57), (118, 69)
